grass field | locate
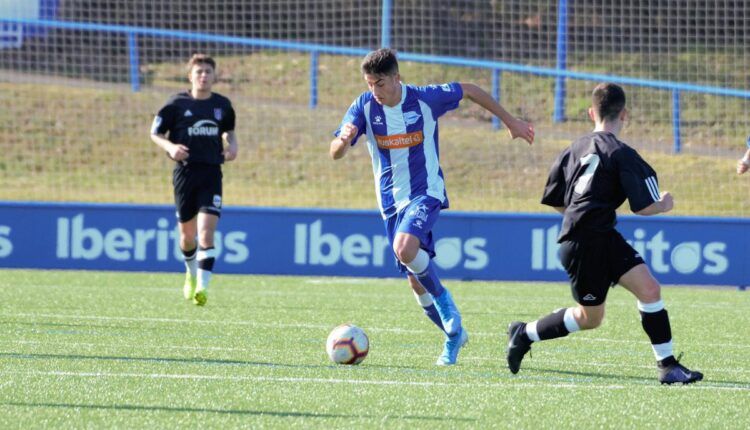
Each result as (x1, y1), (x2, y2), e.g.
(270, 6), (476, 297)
(1, 269), (748, 429)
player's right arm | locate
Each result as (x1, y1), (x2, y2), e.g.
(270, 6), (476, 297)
(330, 97), (366, 160)
(330, 123), (358, 160)
(150, 102), (189, 162)
(635, 191), (673, 215)
(150, 133), (189, 162)
(737, 147), (750, 175)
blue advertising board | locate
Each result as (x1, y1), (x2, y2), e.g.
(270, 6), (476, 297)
(0, 202), (748, 286)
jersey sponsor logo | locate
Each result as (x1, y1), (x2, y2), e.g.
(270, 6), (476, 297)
(187, 119), (220, 137)
(184, 110), (193, 117)
(403, 111), (421, 126)
(214, 108), (223, 121)
(375, 130), (424, 149)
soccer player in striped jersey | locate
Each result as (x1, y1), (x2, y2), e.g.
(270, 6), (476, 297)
(330, 48), (534, 365)
(506, 83), (703, 384)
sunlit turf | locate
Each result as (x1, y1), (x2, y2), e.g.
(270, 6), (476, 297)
(1, 269), (748, 428)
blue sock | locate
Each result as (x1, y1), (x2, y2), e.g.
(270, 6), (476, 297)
(413, 265), (446, 298)
(413, 291), (445, 332)
(406, 250), (445, 298)
(424, 304), (445, 332)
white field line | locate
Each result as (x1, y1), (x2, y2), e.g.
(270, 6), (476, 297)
(3, 339), (749, 377)
(2, 370), (748, 392)
(6, 312), (750, 351)
(8, 283), (747, 311)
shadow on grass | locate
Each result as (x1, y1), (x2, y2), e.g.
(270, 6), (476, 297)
(4, 401), (476, 422)
(0, 352), (327, 370)
(530, 366), (750, 388)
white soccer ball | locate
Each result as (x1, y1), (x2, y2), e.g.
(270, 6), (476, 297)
(326, 324), (369, 365)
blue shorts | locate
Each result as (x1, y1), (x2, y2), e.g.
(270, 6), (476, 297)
(383, 195), (443, 273)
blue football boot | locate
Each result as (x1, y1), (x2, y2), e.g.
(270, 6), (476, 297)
(436, 327), (468, 366)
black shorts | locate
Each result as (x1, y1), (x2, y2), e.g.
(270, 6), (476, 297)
(558, 230), (644, 306)
(173, 163), (223, 223)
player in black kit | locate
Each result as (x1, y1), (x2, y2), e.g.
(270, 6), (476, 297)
(150, 54), (238, 306)
(505, 83), (703, 384)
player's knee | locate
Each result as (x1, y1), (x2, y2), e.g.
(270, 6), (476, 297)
(575, 308), (604, 330)
(393, 244), (417, 264)
(640, 281), (662, 302)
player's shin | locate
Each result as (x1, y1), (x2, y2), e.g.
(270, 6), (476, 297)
(183, 247), (198, 278)
(638, 300), (674, 363)
(413, 290), (445, 332)
(526, 308), (580, 342)
(404, 249), (445, 297)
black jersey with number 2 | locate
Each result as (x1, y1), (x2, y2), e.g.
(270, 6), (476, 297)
(541, 131), (660, 242)
(151, 92), (236, 165)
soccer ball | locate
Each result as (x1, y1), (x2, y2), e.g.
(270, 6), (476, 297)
(326, 324), (369, 365)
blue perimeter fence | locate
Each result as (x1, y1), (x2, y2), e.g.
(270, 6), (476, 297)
(4, 0), (750, 153)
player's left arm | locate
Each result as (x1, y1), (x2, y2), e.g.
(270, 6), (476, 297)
(460, 83), (534, 145)
(617, 149), (673, 216)
(737, 147), (750, 175)
(223, 130), (238, 161)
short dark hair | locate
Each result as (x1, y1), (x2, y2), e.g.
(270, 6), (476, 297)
(361, 48), (399, 76)
(592, 83), (626, 121)
(186, 53), (216, 72)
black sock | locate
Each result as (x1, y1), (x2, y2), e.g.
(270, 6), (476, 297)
(535, 308), (570, 341)
(198, 246), (215, 271)
(640, 308), (672, 345)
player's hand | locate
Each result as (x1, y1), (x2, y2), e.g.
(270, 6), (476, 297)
(224, 144), (238, 162)
(737, 158), (749, 175)
(658, 191), (674, 213)
(168, 144), (189, 162)
(507, 118), (534, 145)
(339, 123), (359, 144)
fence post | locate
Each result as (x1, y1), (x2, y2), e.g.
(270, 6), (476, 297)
(127, 32), (140, 92)
(672, 90), (682, 153)
(492, 69), (502, 130)
(553, 0), (568, 122)
(309, 51), (319, 109)
(381, 0), (392, 47)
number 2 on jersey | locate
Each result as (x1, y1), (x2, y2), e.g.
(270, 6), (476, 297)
(574, 153), (600, 194)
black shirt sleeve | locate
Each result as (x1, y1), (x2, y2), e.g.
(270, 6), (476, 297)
(152, 103), (178, 135)
(541, 147), (570, 208)
(222, 101), (236, 132)
(616, 147), (660, 212)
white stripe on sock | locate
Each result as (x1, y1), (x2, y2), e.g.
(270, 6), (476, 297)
(637, 300), (665, 313)
(526, 321), (541, 342)
(563, 308), (581, 333)
(413, 291), (433, 308)
(651, 340), (674, 361)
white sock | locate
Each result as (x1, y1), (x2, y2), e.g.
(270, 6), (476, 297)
(185, 258), (197, 279)
(413, 291), (433, 308)
(197, 269), (212, 290)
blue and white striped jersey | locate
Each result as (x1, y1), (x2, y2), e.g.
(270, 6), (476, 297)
(334, 82), (463, 218)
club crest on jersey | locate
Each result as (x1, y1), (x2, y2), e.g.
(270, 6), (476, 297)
(408, 203), (429, 223)
(403, 111), (421, 126)
(214, 108), (223, 121)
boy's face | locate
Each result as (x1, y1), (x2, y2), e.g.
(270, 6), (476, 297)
(364, 72), (401, 107)
(189, 63), (215, 92)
